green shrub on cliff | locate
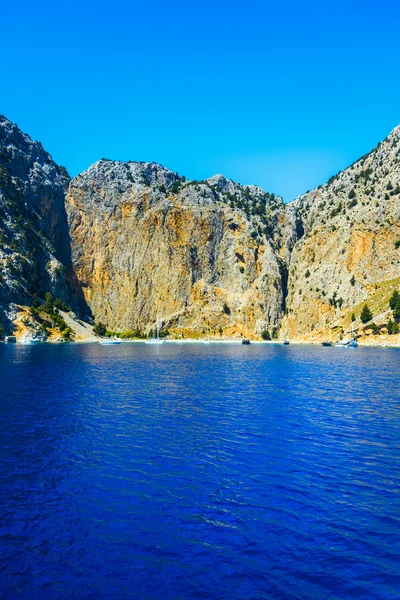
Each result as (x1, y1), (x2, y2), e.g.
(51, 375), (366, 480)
(223, 302), (231, 315)
(388, 290), (400, 320)
(93, 322), (107, 337)
(43, 292), (54, 314)
(54, 298), (71, 312)
(62, 327), (72, 340)
(360, 304), (373, 323)
(389, 290), (400, 311)
(387, 319), (399, 334)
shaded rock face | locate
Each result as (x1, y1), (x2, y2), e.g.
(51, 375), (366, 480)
(282, 125), (400, 340)
(0, 116), (70, 263)
(66, 161), (289, 334)
(0, 116), (72, 326)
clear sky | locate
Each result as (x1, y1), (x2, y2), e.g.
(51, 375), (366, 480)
(1, 0), (399, 201)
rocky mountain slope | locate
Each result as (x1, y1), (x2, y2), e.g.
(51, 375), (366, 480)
(282, 125), (400, 342)
(0, 115), (73, 330)
(0, 114), (399, 343)
(66, 161), (296, 336)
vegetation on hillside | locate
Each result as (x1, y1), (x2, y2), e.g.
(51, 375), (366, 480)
(360, 304), (373, 323)
(28, 293), (73, 340)
(389, 290), (400, 321)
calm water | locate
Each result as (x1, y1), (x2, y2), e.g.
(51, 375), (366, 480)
(1, 343), (399, 600)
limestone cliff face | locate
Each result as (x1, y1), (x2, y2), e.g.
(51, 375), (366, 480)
(66, 161), (289, 335)
(282, 125), (400, 340)
(0, 116), (72, 327)
(1, 113), (399, 342)
(65, 125), (400, 340)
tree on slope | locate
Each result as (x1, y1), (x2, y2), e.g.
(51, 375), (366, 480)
(389, 290), (400, 320)
(360, 304), (373, 324)
(93, 322), (107, 337)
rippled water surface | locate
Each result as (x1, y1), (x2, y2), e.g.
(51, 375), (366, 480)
(1, 343), (400, 599)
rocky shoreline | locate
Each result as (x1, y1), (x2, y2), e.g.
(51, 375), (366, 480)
(2, 336), (399, 348)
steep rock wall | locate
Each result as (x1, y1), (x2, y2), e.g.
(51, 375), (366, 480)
(66, 161), (289, 335)
(282, 125), (400, 340)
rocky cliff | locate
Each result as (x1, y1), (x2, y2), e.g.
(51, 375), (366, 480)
(282, 125), (400, 342)
(1, 114), (399, 343)
(66, 161), (293, 336)
(0, 115), (72, 329)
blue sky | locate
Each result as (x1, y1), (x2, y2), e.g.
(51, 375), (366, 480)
(1, 0), (399, 201)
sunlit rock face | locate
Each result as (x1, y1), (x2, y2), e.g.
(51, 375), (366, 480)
(66, 160), (291, 335)
(282, 125), (400, 341)
(1, 113), (399, 341)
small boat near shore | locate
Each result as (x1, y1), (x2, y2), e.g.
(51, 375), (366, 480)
(100, 339), (121, 345)
(322, 341), (333, 347)
(335, 324), (358, 349)
(349, 323), (358, 348)
(145, 314), (166, 344)
(283, 340), (290, 345)
(20, 337), (42, 345)
(242, 338), (251, 345)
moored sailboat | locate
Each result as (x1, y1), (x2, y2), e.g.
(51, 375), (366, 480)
(348, 322), (358, 348)
(242, 312), (251, 345)
(146, 314), (166, 344)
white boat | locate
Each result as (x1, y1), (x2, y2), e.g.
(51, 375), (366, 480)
(100, 338), (121, 345)
(242, 313), (251, 345)
(20, 337), (41, 344)
(203, 339), (210, 344)
(349, 322), (358, 348)
(336, 324), (358, 348)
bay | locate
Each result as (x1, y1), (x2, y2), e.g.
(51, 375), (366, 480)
(1, 343), (399, 599)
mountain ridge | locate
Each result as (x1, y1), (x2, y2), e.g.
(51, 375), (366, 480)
(0, 114), (399, 343)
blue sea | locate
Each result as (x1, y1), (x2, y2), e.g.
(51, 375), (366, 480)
(1, 343), (399, 599)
